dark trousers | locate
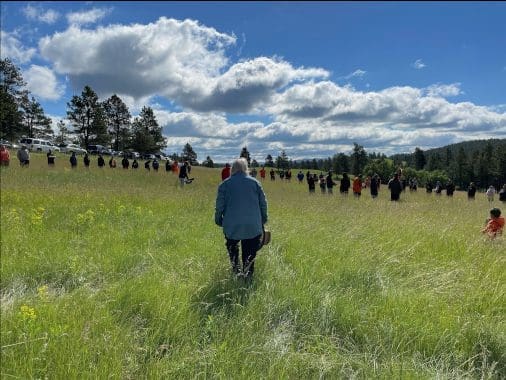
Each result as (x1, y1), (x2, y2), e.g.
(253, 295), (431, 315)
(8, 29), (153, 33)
(226, 235), (261, 277)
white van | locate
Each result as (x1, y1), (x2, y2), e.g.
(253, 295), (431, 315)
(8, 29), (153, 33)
(19, 138), (60, 153)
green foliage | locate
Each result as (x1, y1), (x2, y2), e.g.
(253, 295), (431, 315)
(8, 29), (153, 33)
(1, 155), (504, 378)
(21, 96), (52, 138)
(130, 106), (166, 153)
(182, 142), (198, 165)
(103, 94), (131, 151)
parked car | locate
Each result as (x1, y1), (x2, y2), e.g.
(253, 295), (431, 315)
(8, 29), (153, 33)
(60, 144), (87, 155)
(0, 139), (20, 149)
(18, 138), (60, 153)
(88, 144), (111, 155)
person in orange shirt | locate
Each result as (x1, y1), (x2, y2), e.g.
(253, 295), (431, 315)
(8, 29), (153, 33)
(0, 145), (10, 166)
(171, 160), (179, 174)
(259, 167), (266, 181)
(352, 175), (362, 197)
(221, 163), (231, 181)
(482, 208), (504, 239)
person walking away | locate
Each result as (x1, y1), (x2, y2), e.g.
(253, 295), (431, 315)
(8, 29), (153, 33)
(109, 156), (117, 168)
(152, 159), (159, 172)
(259, 167), (266, 181)
(270, 168), (275, 181)
(340, 172), (351, 194)
(326, 171), (336, 194)
(179, 161), (189, 187)
(121, 156), (129, 169)
(165, 160), (171, 173)
(446, 180), (455, 197)
(467, 182), (477, 200)
(426, 181), (433, 193)
(0, 145), (10, 166)
(97, 154), (105, 168)
(352, 175), (362, 197)
(17, 146), (30, 167)
(144, 160), (151, 171)
(297, 171), (304, 184)
(215, 158), (268, 279)
(132, 159), (139, 169)
(486, 185), (496, 203)
(69, 152), (77, 168)
(83, 153), (90, 168)
(319, 176), (326, 194)
(370, 174), (379, 198)
(482, 208), (504, 239)
(46, 149), (56, 166)
(221, 163), (231, 181)
(388, 173), (402, 201)
(499, 184), (506, 203)
(308, 173), (316, 194)
(435, 181), (442, 195)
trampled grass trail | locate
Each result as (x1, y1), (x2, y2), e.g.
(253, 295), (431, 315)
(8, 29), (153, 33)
(1, 154), (505, 379)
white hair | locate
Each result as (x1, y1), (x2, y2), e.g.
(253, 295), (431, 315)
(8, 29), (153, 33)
(231, 158), (249, 175)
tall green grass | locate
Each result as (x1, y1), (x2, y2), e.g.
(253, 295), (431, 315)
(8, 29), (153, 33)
(1, 153), (505, 378)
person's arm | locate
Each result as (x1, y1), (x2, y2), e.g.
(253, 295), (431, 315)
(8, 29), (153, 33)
(258, 183), (268, 225)
(214, 183), (226, 226)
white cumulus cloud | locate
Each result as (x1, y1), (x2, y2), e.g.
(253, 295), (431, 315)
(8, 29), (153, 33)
(24, 65), (65, 101)
(0, 30), (36, 63)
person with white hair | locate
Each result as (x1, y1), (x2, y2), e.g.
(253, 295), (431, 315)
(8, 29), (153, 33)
(215, 158), (268, 279)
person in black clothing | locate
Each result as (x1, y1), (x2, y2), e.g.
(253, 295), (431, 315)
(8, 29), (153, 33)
(152, 159), (159, 172)
(144, 160), (151, 171)
(307, 174), (316, 193)
(132, 159), (139, 169)
(69, 152), (78, 168)
(165, 160), (171, 172)
(326, 171), (336, 194)
(179, 161), (189, 186)
(83, 153), (90, 168)
(426, 181), (433, 193)
(499, 184), (506, 203)
(388, 173), (402, 201)
(446, 180), (455, 197)
(47, 150), (55, 166)
(121, 156), (129, 169)
(467, 182), (477, 200)
(270, 169), (275, 181)
(340, 172), (351, 194)
(97, 154), (105, 168)
(370, 174), (379, 198)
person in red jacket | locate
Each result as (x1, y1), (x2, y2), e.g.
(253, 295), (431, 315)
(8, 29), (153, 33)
(0, 145), (10, 166)
(352, 175), (362, 197)
(221, 163), (231, 181)
(482, 208), (504, 239)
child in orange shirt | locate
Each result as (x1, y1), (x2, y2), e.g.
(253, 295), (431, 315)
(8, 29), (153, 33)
(482, 208), (504, 239)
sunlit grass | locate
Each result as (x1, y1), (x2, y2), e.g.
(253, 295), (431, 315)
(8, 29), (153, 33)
(1, 153), (505, 378)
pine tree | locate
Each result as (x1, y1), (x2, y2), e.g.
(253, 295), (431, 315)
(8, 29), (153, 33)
(0, 58), (29, 139)
(21, 96), (52, 138)
(351, 143), (367, 175)
(67, 86), (109, 149)
(414, 147), (426, 170)
(103, 94), (131, 151)
(265, 154), (274, 167)
(182, 142), (198, 164)
(130, 106), (166, 153)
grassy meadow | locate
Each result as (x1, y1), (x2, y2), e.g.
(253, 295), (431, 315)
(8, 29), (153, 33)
(1, 153), (505, 379)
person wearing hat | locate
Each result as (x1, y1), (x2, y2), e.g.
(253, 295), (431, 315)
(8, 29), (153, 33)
(215, 158), (268, 279)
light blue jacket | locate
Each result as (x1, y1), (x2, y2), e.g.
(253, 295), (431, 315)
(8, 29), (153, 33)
(215, 172), (268, 240)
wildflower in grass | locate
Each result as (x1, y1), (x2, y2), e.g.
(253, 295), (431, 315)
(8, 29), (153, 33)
(37, 285), (49, 300)
(19, 305), (37, 321)
(77, 209), (95, 226)
(31, 207), (45, 226)
(8, 208), (21, 224)
(117, 204), (126, 214)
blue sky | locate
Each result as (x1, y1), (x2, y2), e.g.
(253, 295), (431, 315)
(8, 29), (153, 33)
(1, 1), (505, 161)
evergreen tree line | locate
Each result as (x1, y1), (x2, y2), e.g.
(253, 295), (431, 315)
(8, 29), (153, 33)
(239, 141), (505, 190)
(1, 58), (166, 154)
